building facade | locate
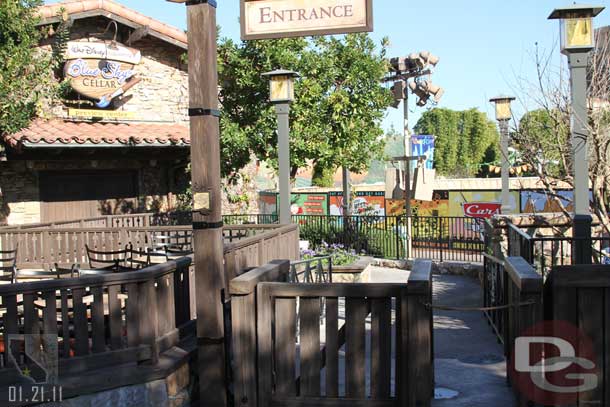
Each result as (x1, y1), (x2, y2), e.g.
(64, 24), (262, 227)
(0, 0), (190, 225)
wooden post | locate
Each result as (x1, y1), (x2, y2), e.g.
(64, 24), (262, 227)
(182, 0), (227, 405)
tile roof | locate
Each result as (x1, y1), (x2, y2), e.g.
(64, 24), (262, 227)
(3, 119), (190, 148)
(38, 0), (187, 49)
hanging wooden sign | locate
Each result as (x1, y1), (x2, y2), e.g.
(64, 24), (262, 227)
(240, 0), (373, 40)
(63, 41), (142, 109)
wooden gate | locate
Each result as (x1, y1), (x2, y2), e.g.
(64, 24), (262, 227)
(230, 260), (433, 407)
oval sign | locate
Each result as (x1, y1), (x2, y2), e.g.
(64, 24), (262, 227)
(63, 41), (142, 108)
(462, 202), (502, 219)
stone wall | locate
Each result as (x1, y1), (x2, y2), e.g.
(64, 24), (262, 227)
(41, 363), (192, 407)
(0, 159), (186, 225)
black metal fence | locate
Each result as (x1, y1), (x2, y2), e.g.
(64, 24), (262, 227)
(224, 214), (484, 262)
(506, 223), (610, 276)
(149, 211), (485, 262)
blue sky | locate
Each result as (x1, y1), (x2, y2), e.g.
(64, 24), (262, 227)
(47, 0), (610, 132)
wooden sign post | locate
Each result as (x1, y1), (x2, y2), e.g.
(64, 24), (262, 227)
(169, 1), (373, 405)
(171, 0), (227, 406)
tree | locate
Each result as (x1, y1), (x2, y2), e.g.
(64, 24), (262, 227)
(217, 33), (392, 187)
(413, 108), (499, 177)
(0, 1), (62, 137)
(0, 1), (65, 225)
(511, 33), (610, 234)
(516, 109), (569, 178)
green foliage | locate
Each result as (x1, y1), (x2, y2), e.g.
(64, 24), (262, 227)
(218, 34), (392, 182)
(0, 1), (63, 137)
(516, 109), (569, 177)
(413, 108), (500, 177)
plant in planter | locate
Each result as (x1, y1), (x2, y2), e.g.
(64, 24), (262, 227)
(301, 242), (359, 266)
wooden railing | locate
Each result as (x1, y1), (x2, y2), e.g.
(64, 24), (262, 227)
(229, 259), (434, 407)
(223, 224), (300, 281)
(0, 257), (195, 383)
(0, 223), (299, 279)
(0, 213), (155, 231)
(482, 254), (543, 405)
(0, 226), (192, 268)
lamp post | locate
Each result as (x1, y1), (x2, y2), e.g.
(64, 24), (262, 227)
(490, 95), (515, 214)
(262, 69), (299, 225)
(549, 4), (605, 264)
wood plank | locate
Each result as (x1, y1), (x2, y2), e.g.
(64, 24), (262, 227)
(61, 290), (71, 358)
(300, 297), (321, 397)
(42, 290), (58, 339)
(407, 290), (433, 406)
(107, 285), (123, 350)
(345, 297), (366, 398)
(3, 295), (18, 365)
(371, 298), (391, 399)
(325, 297), (339, 397)
(606, 288), (610, 407)
(578, 288), (604, 404)
(396, 288), (408, 405)
(275, 297), (297, 397)
(231, 292), (258, 407)
(126, 283), (140, 348)
(91, 286), (105, 353)
(58, 345), (151, 376)
(260, 283), (401, 299)
(270, 398), (395, 407)
(257, 284), (273, 406)
(157, 273), (175, 336)
(72, 288), (89, 356)
(140, 279), (159, 363)
(229, 260), (291, 295)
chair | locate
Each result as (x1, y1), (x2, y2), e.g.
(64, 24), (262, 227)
(0, 246), (17, 284)
(54, 263), (79, 279)
(85, 244), (133, 272)
(165, 246), (193, 261)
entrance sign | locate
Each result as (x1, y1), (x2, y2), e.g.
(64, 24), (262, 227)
(63, 41), (142, 108)
(240, 0), (373, 40)
(462, 202), (502, 219)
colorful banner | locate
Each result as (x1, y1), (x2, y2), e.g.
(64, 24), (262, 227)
(329, 191), (385, 216)
(289, 193), (328, 215)
(258, 192), (278, 215)
(521, 190), (574, 213)
(411, 135), (435, 170)
(449, 191), (519, 217)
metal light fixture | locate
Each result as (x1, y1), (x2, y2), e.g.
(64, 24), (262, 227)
(262, 69), (300, 104)
(262, 69), (300, 225)
(490, 95), (515, 214)
(489, 95), (516, 121)
(548, 4), (605, 55)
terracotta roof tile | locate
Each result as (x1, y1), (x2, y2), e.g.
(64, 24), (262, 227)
(38, 0), (187, 48)
(3, 119), (190, 148)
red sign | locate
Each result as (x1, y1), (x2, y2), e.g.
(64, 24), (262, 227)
(462, 202), (502, 219)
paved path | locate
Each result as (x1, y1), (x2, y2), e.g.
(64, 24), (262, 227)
(431, 274), (516, 406)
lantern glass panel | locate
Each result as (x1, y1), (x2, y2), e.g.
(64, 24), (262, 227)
(495, 100), (512, 121)
(269, 75), (294, 102)
(561, 17), (594, 51)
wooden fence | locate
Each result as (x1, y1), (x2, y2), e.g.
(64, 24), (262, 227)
(229, 259), (434, 407)
(0, 223), (299, 287)
(545, 264), (610, 406)
(0, 257), (194, 393)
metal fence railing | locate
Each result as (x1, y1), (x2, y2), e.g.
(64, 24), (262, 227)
(134, 212), (486, 262)
(506, 223), (610, 276)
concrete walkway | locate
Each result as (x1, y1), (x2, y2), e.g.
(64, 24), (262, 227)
(431, 274), (516, 406)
